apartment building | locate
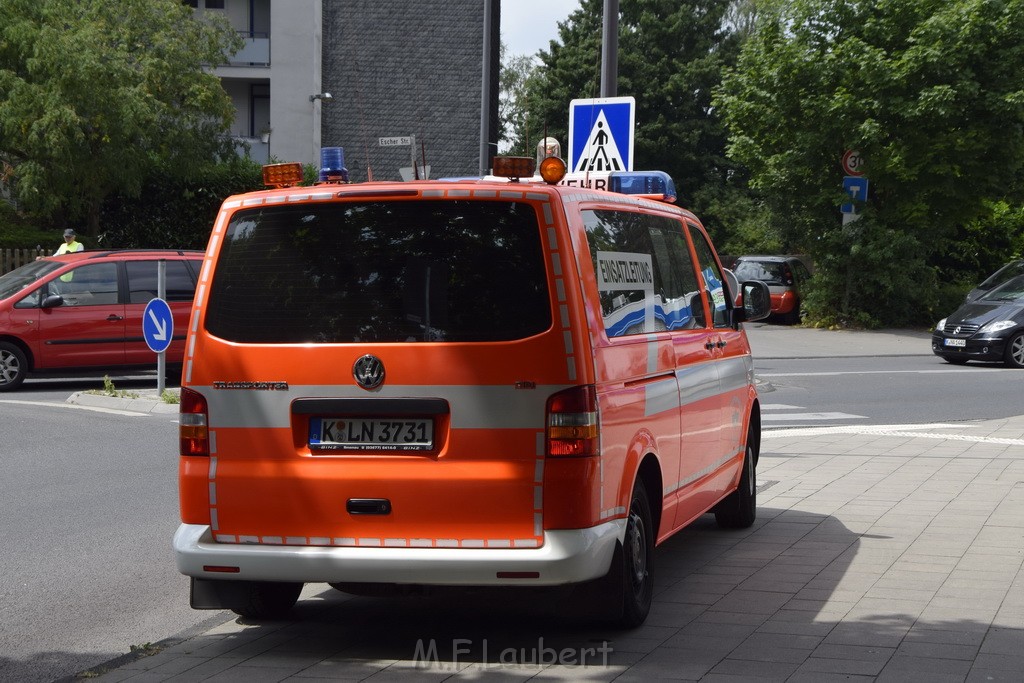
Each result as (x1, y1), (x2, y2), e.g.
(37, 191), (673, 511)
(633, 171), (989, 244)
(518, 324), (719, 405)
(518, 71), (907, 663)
(195, 0), (500, 179)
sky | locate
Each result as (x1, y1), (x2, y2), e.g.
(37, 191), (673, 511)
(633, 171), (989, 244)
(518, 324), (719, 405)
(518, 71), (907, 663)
(501, 0), (581, 58)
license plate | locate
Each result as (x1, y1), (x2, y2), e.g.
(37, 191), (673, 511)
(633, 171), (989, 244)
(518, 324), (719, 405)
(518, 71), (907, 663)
(309, 417), (433, 452)
(944, 338), (966, 347)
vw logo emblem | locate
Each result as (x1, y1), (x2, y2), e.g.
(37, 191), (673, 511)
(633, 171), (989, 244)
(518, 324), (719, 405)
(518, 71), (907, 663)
(353, 355), (385, 390)
(954, 326), (961, 335)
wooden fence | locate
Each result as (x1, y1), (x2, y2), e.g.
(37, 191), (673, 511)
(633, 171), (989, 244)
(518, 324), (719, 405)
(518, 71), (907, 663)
(1, 248), (47, 274)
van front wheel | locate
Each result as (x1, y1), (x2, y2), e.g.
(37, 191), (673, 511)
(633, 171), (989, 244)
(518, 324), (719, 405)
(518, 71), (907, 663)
(715, 433), (757, 529)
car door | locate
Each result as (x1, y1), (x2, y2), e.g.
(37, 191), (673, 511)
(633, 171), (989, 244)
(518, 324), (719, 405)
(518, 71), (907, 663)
(123, 259), (198, 365)
(33, 262), (126, 369)
(664, 224), (725, 528)
(689, 224), (750, 488)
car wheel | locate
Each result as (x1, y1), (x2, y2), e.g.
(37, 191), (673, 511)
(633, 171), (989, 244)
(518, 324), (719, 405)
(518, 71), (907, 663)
(715, 427), (757, 529)
(942, 356), (969, 365)
(0, 342), (28, 392)
(1004, 332), (1024, 368)
(600, 479), (654, 628)
(783, 299), (801, 325)
(230, 581), (302, 619)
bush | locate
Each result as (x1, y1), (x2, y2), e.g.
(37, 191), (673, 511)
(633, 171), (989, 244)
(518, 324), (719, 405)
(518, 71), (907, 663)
(98, 159), (265, 250)
(0, 201), (55, 249)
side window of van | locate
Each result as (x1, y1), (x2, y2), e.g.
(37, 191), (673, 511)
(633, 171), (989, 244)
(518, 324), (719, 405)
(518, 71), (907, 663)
(688, 224), (730, 328)
(583, 210), (705, 337)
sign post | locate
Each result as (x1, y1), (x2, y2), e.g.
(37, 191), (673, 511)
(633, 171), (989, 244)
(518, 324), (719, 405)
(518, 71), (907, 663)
(380, 135), (425, 180)
(143, 261), (173, 394)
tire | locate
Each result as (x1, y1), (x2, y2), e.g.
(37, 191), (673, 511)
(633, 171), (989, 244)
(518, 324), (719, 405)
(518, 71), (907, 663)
(614, 480), (654, 628)
(715, 430), (757, 529)
(782, 299), (801, 325)
(0, 342), (28, 392)
(942, 356), (969, 365)
(1004, 332), (1024, 368)
(230, 581), (302, 619)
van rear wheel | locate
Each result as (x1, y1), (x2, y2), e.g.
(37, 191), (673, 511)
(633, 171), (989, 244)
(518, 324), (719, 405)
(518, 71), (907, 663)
(230, 581), (302, 619)
(614, 480), (654, 628)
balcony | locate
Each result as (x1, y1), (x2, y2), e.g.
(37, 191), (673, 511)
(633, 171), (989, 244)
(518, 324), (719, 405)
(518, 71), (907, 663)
(226, 32), (270, 67)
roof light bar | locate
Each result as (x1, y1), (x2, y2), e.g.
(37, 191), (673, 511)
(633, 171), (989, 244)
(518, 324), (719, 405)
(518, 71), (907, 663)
(608, 171), (677, 203)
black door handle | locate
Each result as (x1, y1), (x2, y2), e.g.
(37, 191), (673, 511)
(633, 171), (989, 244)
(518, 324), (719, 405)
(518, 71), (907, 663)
(106, 314), (123, 321)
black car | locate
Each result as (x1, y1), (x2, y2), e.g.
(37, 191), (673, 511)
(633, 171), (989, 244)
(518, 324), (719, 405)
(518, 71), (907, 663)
(932, 274), (1024, 368)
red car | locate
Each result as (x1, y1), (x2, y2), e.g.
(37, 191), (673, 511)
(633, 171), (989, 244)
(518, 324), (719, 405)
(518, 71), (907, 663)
(0, 249), (203, 391)
(732, 255), (812, 324)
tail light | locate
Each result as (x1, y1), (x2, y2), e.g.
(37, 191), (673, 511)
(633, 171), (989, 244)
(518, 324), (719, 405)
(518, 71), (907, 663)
(546, 385), (599, 457)
(179, 388), (209, 457)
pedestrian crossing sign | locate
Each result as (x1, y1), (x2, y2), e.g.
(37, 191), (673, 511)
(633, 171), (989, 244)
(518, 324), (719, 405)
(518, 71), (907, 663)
(568, 96), (635, 174)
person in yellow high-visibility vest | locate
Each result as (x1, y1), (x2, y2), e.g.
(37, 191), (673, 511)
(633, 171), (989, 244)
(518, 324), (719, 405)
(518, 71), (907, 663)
(36, 229), (84, 261)
(53, 229), (84, 256)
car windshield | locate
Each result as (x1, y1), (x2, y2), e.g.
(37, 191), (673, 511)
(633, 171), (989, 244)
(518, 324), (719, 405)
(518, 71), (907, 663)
(0, 260), (63, 300)
(734, 260), (787, 285)
(978, 260), (1024, 290)
(979, 274), (1024, 302)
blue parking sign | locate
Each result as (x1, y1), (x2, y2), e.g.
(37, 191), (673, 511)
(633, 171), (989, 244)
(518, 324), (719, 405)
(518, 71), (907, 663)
(568, 97), (635, 173)
(142, 298), (173, 354)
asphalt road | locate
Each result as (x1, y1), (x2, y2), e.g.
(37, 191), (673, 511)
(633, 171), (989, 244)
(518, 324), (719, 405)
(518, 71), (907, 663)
(1, 324), (1021, 681)
(0, 395), (224, 683)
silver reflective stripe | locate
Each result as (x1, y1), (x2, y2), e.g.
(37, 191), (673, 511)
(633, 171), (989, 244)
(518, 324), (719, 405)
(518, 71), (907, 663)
(719, 355), (754, 393)
(195, 384), (569, 430)
(644, 377), (680, 417)
(676, 362), (722, 406)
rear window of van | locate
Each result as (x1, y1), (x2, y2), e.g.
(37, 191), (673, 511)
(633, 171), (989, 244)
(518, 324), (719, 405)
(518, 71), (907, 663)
(204, 200), (551, 343)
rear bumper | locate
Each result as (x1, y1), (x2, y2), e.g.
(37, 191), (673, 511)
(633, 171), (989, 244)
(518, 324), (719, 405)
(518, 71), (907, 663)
(173, 521), (625, 586)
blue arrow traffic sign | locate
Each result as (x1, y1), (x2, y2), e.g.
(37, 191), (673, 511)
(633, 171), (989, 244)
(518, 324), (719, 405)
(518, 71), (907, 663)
(142, 298), (173, 354)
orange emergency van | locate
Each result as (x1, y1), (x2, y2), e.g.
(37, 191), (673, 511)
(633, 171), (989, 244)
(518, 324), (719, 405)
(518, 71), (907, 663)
(174, 152), (770, 627)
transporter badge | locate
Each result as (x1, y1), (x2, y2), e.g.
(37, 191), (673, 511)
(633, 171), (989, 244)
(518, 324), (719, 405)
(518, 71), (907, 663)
(353, 354), (385, 390)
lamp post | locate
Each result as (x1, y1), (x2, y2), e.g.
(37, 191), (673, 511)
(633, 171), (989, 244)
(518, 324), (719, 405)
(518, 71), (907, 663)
(310, 92), (333, 165)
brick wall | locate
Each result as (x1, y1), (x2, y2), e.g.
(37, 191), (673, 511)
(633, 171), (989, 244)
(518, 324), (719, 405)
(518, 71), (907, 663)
(322, 0), (500, 182)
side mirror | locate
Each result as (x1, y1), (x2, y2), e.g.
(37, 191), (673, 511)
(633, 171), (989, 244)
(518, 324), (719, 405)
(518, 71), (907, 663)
(41, 294), (64, 309)
(730, 280), (771, 325)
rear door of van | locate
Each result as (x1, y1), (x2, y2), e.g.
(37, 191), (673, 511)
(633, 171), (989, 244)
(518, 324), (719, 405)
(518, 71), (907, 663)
(181, 189), (586, 550)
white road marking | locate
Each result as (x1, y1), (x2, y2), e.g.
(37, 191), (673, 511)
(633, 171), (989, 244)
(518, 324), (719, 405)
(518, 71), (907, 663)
(763, 412), (864, 422)
(0, 399), (148, 417)
(763, 423), (1024, 446)
(758, 368), (1011, 377)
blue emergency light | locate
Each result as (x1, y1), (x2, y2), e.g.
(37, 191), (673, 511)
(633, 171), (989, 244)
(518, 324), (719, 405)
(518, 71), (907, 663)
(608, 171), (677, 203)
(319, 147), (349, 183)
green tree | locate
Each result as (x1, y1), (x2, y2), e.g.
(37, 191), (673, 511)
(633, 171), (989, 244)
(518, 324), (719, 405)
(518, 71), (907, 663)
(717, 0), (1024, 327)
(523, 0), (744, 236)
(0, 0), (241, 235)
(498, 43), (540, 156)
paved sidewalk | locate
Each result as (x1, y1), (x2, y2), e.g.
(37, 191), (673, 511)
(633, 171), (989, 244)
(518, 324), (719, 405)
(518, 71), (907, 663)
(83, 414), (1024, 682)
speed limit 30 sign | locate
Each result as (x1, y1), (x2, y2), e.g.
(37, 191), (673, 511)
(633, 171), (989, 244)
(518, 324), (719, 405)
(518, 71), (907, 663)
(842, 149), (865, 176)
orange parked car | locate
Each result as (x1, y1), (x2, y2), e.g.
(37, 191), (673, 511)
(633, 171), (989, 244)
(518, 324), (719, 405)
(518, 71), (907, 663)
(173, 153), (770, 627)
(732, 255), (812, 324)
